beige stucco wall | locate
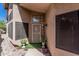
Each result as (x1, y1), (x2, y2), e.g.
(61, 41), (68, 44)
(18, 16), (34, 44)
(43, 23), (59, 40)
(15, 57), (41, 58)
(46, 4), (56, 55)
(46, 3), (79, 56)
(13, 4), (31, 23)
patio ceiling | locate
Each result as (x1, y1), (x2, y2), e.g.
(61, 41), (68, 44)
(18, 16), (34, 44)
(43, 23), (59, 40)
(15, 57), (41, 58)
(19, 3), (51, 13)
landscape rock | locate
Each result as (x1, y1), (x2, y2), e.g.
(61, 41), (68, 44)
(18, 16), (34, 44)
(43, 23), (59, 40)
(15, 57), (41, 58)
(1, 37), (26, 56)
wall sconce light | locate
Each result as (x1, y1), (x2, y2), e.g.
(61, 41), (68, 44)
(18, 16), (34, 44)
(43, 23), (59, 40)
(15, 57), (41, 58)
(42, 24), (48, 29)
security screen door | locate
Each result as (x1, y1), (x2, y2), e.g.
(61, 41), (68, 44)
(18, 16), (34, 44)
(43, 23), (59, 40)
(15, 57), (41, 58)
(32, 24), (41, 43)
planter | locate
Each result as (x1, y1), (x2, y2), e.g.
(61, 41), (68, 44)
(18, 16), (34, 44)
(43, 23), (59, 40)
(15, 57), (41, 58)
(42, 42), (45, 48)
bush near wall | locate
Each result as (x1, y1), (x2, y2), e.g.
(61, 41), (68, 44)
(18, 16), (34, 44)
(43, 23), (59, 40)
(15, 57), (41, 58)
(0, 20), (6, 30)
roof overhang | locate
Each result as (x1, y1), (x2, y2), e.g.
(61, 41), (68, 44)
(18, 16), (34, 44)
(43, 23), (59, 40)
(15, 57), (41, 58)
(3, 3), (9, 9)
(19, 3), (51, 13)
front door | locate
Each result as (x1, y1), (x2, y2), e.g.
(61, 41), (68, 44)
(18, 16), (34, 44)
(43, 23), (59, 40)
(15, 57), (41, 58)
(32, 24), (41, 43)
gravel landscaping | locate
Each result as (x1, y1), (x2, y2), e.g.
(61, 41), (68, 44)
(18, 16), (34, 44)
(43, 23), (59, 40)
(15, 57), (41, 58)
(0, 35), (3, 56)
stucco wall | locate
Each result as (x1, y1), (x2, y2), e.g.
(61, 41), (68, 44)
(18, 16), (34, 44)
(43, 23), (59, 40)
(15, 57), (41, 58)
(46, 3), (79, 56)
(46, 4), (56, 55)
(13, 4), (31, 23)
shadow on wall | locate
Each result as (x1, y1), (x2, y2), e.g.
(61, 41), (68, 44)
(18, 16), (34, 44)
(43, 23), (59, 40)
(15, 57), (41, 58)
(15, 5), (29, 41)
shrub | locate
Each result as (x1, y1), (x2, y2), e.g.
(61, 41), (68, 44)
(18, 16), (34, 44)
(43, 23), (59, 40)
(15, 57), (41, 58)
(20, 39), (29, 48)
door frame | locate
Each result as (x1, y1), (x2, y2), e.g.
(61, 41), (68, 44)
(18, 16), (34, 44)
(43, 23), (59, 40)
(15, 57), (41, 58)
(32, 24), (41, 43)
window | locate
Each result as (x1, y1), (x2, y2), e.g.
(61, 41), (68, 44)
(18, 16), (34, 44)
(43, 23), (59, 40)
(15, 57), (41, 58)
(8, 22), (13, 39)
(56, 10), (79, 54)
(32, 15), (43, 24)
(9, 3), (13, 9)
(15, 22), (29, 40)
(8, 11), (13, 21)
(7, 4), (13, 22)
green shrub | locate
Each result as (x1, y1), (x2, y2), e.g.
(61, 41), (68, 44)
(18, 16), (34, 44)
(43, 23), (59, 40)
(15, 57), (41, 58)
(20, 39), (28, 48)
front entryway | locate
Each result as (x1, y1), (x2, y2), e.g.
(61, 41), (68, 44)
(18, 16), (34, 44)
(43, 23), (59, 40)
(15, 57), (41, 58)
(32, 24), (41, 43)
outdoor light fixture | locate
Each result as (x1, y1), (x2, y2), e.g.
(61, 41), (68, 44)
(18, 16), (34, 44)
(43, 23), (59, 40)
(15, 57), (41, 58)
(43, 24), (47, 29)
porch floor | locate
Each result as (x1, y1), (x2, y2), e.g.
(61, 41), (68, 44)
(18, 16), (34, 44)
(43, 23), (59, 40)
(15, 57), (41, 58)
(25, 48), (51, 56)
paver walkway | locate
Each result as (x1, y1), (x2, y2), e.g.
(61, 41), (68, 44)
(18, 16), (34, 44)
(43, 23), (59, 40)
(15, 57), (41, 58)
(25, 48), (45, 56)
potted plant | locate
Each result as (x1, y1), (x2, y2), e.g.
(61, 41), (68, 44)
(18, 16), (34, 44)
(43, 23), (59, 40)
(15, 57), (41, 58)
(41, 35), (47, 48)
(20, 38), (29, 48)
